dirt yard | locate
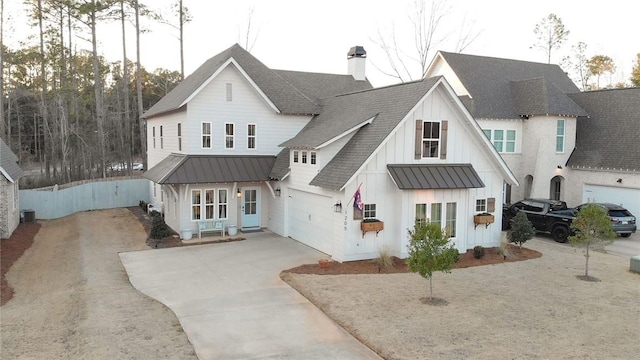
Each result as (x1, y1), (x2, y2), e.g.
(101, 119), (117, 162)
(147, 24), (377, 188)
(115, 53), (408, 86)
(0, 208), (196, 359)
(283, 239), (640, 359)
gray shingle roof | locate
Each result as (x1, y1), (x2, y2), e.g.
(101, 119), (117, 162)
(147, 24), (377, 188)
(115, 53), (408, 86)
(143, 44), (372, 118)
(269, 148), (290, 180)
(511, 78), (587, 117)
(387, 164), (485, 189)
(0, 137), (24, 183)
(144, 154), (277, 184)
(566, 88), (640, 171)
(307, 77), (441, 190)
(438, 51), (584, 119)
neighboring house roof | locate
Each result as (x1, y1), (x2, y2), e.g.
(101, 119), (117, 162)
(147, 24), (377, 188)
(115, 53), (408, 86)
(387, 164), (485, 189)
(566, 88), (640, 171)
(0, 137), (24, 183)
(430, 51), (585, 119)
(144, 154), (277, 184)
(143, 44), (372, 118)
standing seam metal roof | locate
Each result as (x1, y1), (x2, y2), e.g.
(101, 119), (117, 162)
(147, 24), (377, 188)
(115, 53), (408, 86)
(387, 164), (485, 189)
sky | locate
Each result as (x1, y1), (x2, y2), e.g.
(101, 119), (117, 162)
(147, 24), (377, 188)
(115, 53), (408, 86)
(4, 0), (638, 88)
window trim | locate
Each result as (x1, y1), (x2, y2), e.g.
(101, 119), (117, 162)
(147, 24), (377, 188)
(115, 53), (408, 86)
(484, 129), (516, 153)
(152, 126), (156, 148)
(225, 122), (235, 149)
(556, 119), (565, 153)
(201, 122), (212, 149)
(159, 125), (163, 149)
(204, 189), (215, 220)
(421, 121), (441, 158)
(218, 189), (228, 219)
(301, 151), (308, 164)
(191, 189), (202, 221)
(177, 123), (182, 151)
(293, 150), (299, 163)
(310, 151), (317, 165)
(475, 199), (487, 212)
(247, 123), (256, 150)
(364, 203), (377, 219)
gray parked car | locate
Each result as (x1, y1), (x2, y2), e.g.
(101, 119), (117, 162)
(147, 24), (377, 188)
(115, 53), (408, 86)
(573, 203), (636, 237)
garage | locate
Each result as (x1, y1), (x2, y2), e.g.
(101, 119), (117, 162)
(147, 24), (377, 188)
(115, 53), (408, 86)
(582, 184), (640, 218)
(287, 189), (334, 255)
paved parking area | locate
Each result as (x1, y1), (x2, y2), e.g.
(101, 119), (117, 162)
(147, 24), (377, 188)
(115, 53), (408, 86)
(119, 231), (381, 360)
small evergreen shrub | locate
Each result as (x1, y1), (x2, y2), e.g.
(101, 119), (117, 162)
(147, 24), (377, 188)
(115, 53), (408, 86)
(150, 213), (172, 239)
(473, 245), (485, 259)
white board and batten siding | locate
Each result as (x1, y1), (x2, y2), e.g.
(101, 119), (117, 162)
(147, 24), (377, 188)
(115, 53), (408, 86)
(340, 84), (506, 260)
(185, 65), (310, 156)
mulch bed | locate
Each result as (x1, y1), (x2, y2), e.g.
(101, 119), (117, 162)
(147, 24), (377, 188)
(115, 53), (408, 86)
(1, 222), (41, 306)
(282, 244), (542, 275)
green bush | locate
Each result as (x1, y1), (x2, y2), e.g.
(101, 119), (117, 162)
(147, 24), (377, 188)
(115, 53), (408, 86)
(507, 211), (535, 248)
(150, 213), (172, 239)
(473, 245), (485, 259)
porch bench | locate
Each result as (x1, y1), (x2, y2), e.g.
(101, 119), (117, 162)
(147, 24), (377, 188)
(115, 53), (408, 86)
(198, 220), (225, 239)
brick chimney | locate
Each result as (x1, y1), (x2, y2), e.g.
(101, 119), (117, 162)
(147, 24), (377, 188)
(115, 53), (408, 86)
(347, 46), (366, 81)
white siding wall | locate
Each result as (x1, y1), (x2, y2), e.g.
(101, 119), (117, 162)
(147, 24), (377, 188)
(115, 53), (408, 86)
(339, 86), (505, 261)
(185, 65), (310, 155)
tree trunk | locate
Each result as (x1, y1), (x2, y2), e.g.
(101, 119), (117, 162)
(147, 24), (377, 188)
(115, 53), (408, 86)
(429, 277), (433, 300)
(179, 0), (184, 80)
(37, 0), (51, 180)
(0, 0), (5, 139)
(121, 0), (132, 175)
(90, 1), (106, 178)
(135, 1), (146, 170)
(585, 244), (590, 277)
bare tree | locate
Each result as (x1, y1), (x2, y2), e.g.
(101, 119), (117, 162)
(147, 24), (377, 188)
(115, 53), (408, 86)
(631, 53), (640, 87)
(532, 13), (570, 64)
(372, 0), (478, 83)
(239, 6), (259, 52)
(134, 0), (146, 171)
(120, 0), (132, 174)
(0, 0), (5, 140)
(561, 42), (590, 91)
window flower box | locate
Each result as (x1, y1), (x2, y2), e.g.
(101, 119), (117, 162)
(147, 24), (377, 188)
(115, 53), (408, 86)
(473, 213), (495, 229)
(361, 219), (384, 237)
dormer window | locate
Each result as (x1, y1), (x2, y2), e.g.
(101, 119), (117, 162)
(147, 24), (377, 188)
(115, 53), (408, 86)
(415, 120), (448, 159)
(293, 150), (299, 163)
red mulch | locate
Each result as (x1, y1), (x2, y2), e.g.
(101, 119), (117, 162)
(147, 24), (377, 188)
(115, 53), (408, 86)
(1, 222), (41, 306)
(282, 244), (542, 275)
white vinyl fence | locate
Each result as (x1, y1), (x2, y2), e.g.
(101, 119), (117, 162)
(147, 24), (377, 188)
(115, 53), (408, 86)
(20, 178), (150, 220)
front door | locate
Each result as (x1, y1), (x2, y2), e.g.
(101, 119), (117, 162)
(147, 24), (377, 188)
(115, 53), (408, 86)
(241, 187), (260, 228)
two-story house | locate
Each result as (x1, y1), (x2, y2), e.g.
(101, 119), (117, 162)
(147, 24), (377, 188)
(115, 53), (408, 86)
(143, 44), (516, 261)
(425, 52), (640, 217)
(1, 137), (24, 238)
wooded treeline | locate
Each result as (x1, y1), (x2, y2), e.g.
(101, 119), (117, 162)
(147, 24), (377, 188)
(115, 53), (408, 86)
(1, 0), (185, 188)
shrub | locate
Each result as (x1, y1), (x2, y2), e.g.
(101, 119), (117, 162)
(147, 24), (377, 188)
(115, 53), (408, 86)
(150, 214), (172, 239)
(139, 200), (147, 210)
(473, 245), (485, 259)
(507, 211), (535, 248)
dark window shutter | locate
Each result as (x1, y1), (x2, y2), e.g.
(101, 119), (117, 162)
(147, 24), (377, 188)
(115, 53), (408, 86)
(440, 120), (448, 159)
(487, 198), (496, 212)
(415, 120), (423, 159)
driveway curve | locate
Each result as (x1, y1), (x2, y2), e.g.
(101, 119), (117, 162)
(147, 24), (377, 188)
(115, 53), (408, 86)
(119, 231), (381, 359)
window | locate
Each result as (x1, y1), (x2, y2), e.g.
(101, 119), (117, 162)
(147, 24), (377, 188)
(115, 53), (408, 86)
(364, 204), (377, 219)
(431, 203), (442, 224)
(556, 119), (565, 153)
(445, 202), (457, 237)
(301, 151), (307, 164)
(177, 123), (182, 151)
(202, 122), (211, 148)
(205, 189), (215, 220)
(191, 190), (202, 220)
(484, 129), (516, 153)
(310, 151), (317, 165)
(225, 123), (234, 149)
(293, 150), (299, 163)
(416, 204), (427, 226)
(422, 121), (440, 158)
(159, 125), (163, 149)
(152, 126), (156, 148)
(476, 199), (487, 212)
(247, 124), (256, 149)
(226, 83), (232, 101)
(218, 189), (228, 219)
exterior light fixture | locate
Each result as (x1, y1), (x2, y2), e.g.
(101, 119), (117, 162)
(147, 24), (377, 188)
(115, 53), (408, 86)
(274, 187), (281, 196)
(237, 188), (242, 198)
(334, 201), (342, 213)
(617, 178), (622, 183)
(556, 165), (563, 169)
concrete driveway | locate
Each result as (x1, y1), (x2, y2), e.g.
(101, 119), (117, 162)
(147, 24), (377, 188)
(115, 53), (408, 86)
(119, 231), (381, 360)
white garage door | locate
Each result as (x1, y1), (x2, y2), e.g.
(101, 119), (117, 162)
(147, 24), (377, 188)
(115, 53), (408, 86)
(583, 184), (640, 218)
(287, 190), (333, 255)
